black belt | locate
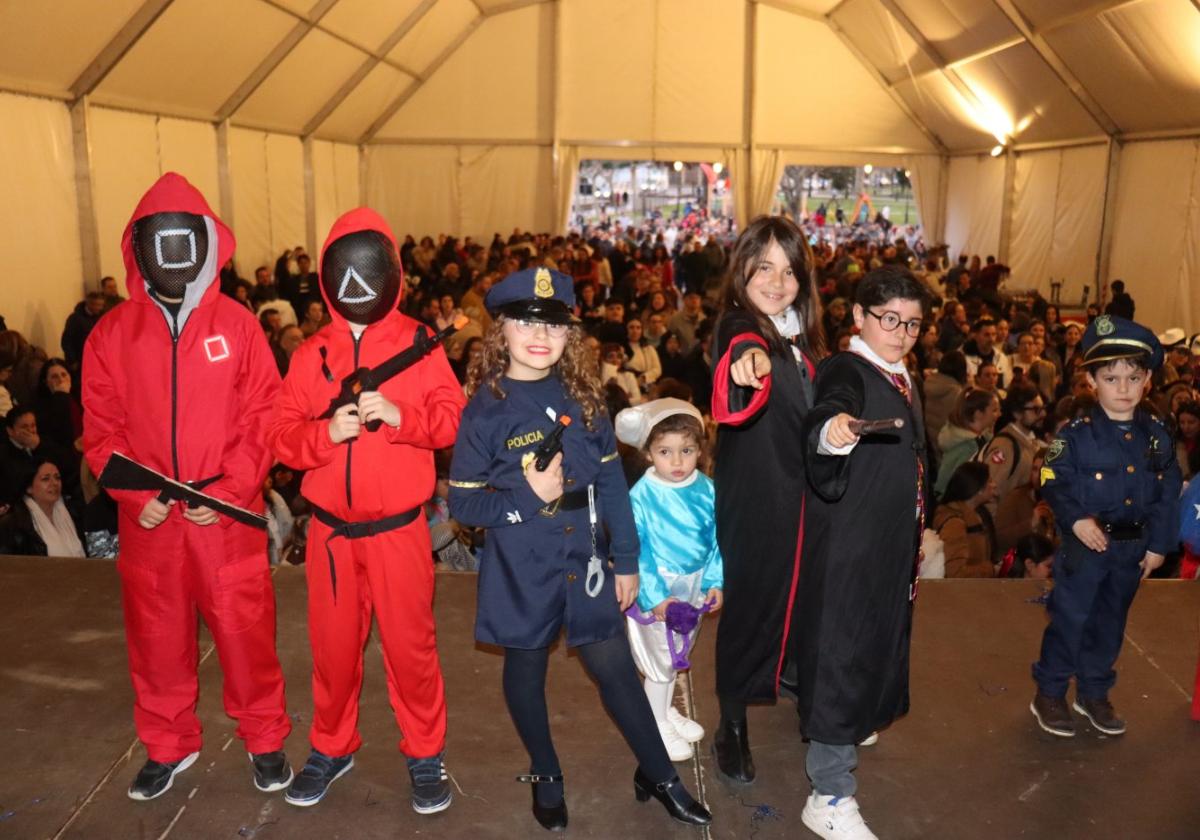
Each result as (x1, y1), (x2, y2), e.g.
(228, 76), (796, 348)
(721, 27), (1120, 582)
(1098, 521), (1145, 541)
(312, 504), (422, 601)
(540, 488), (590, 517)
(559, 489), (589, 511)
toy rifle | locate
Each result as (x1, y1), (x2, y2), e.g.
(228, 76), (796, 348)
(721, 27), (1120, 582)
(318, 314), (467, 432)
(534, 415), (572, 471)
(98, 452), (268, 529)
(847, 417), (904, 435)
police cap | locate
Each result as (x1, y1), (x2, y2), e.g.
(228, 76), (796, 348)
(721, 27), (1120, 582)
(484, 267), (579, 325)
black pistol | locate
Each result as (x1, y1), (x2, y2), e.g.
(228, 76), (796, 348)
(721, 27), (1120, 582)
(534, 416), (572, 471)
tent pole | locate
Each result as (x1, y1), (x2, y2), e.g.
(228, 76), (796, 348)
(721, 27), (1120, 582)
(551, 0), (563, 232)
(998, 147), (1017, 263)
(743, 0), (755, 225)
(216, 120), (235, 231)
(69, 97), (102, 288)
(303, 137), (317, 259)
(1093, 137), (1122, 304)
(937, 154), (950, 246)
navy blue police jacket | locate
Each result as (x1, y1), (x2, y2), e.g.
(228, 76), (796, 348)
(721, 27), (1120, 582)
(448, 375), (639, 649)
(1040, 405), (1181, 556)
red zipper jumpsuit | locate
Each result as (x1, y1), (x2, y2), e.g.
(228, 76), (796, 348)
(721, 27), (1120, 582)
(82, 172), (289, 762)
(266, 208), (464, 759)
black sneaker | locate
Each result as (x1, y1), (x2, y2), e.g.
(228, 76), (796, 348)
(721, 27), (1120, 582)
(127, 751), (199, 801)
(407, 753), (452, 815)
(284, 749), (354, 807)
(250, 750), (294, 792)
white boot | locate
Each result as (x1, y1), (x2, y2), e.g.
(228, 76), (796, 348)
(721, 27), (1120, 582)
(801, 793), (878, 839)
(667, 706), (705, 743)
(657, 720), (694, 762)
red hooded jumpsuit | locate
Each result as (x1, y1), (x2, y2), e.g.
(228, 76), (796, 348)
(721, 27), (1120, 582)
(267, 208), (464, 760)
(82, 172), (290, 762)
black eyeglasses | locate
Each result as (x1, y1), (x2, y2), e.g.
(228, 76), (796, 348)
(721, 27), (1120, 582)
(1021, 404), (1047, 414)
(865, 309), (923, 337)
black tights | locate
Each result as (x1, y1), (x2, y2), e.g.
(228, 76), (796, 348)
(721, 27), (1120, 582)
(503, 635), (675, 805)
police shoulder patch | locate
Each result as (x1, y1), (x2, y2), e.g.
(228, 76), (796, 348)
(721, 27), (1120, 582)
(1046, 438), (1066, 463)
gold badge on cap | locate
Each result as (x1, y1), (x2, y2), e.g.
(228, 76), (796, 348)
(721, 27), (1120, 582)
(1095, 315), (1114, 336)
(534, 267), (554, 299)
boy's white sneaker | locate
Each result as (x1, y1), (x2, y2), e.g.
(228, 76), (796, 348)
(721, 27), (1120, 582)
(657, 720), (694, 761)
(858, 731), (879, 746)
(667, 707), (705, 743)
(801, 793), (878, 839)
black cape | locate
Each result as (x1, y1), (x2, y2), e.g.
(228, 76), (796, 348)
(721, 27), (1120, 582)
(712, 310), (815, 703)
(797, 351), (927, 744)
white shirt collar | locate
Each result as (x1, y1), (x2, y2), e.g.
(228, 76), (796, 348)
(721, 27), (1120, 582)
(849, 335), (909, 379)
(769, 307), (801, 339)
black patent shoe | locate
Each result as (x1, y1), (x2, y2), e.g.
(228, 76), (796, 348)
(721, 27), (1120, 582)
(712, 717), (755, 785)
(517, 773), (567, 831)
(633, 768), (712, 826)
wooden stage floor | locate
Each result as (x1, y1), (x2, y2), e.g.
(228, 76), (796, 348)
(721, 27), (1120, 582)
(1, 557), (1197, 839)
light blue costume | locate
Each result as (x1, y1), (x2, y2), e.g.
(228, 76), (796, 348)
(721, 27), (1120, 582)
(626, 467), (723, 682)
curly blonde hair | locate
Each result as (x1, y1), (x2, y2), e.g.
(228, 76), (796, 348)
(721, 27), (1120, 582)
(466, 317), (606, 430)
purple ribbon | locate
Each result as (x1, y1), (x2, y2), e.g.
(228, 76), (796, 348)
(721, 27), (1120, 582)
(625, 600), (712, 671)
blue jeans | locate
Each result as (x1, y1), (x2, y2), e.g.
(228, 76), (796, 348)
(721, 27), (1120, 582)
(806, 741), (858, 798)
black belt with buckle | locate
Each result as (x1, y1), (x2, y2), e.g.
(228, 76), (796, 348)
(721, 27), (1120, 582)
(539, 488), (590, 517)
(1099, 521), (1145, 541)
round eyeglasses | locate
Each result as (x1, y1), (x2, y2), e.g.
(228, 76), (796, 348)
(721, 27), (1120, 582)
(865, 309), (924, 337)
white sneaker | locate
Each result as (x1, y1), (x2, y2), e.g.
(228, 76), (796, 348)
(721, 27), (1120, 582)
(801, 793), (878, 839)
(858, 732), (878, 746)
(667, 707), (705, 743)
(657, 720), (694, 761)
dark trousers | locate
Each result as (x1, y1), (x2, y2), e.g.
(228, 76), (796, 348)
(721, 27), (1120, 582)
(1033, 537), (1145, 699)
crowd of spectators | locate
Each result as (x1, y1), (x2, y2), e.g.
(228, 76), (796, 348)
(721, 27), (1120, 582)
(2, 213), (1198, 584)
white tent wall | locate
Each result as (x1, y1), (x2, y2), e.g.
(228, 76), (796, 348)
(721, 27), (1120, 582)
(1107, 138), (1200, 336)
(311, 140), (363, 256)
(228, 128), (306, 277)
(1008, 144), (1108, 304)
(945, 154), (1005, 263)
(89, 107), (220, 283)
(0, 93), (82, 356)
(365, 143), (553, 242)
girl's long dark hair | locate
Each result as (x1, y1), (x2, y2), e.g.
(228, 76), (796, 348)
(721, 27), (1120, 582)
(466, 317), (605, 430)
(719, 216), (825, 358)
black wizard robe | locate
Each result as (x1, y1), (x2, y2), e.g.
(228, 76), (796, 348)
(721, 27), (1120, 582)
(711, 309), (815, 702)
(796, 350), (927, 744)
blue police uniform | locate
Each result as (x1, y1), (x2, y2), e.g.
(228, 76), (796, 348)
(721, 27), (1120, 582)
(1033, 316), (1181, 701)
(446, 267), (639, 648)
(449, 374), (637, 648)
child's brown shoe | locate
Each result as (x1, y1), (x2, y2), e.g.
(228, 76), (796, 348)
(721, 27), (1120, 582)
(1073, 697), (1126, 735)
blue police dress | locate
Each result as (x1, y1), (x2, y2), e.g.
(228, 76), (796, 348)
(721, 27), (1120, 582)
(448, 375), (639, 649)
(1033, 405), (1181, 698)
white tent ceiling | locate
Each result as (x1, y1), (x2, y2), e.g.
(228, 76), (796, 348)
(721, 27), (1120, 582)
(1, 0), (1197, 148)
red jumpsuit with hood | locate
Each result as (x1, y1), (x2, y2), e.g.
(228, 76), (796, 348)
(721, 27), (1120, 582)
(267, 208), (464, 760)
(82, 172), (290, 762)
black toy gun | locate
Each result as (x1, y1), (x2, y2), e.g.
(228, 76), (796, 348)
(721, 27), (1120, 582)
(318, 314), (467, 432)
(534, 416), (572, 471)
(99, 452), (268, 529)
